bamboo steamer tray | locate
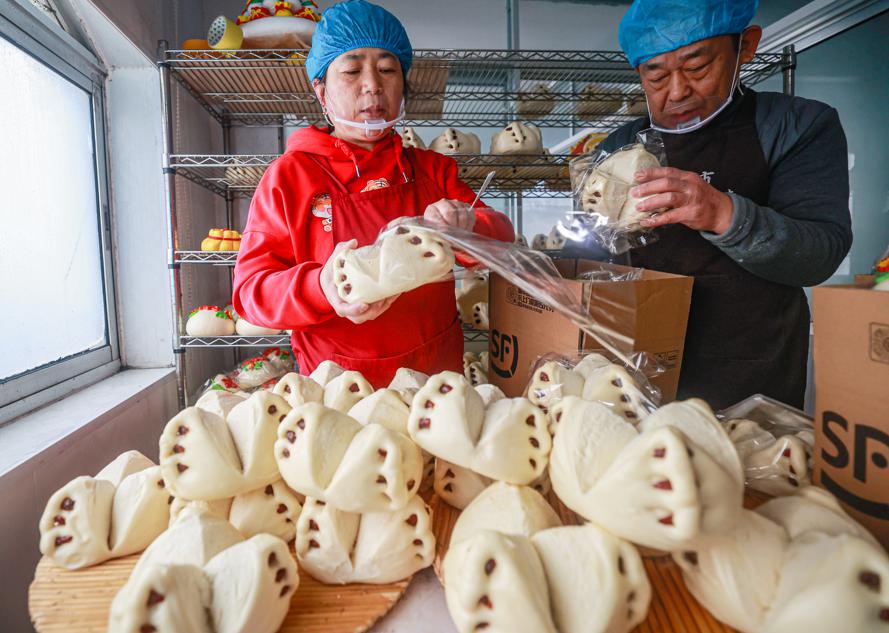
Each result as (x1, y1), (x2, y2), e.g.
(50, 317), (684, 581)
(429, 490), (773, 633)
(29, 544), (410, 633)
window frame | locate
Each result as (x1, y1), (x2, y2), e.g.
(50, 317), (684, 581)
(0, 0), (120, 425)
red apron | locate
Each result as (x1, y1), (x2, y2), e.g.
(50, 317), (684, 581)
(290, 150), (464, 388)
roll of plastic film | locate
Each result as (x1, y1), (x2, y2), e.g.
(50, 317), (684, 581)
(208, 16), (244, 50)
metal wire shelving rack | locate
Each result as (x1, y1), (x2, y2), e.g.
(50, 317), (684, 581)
(159, 44), (797, 406)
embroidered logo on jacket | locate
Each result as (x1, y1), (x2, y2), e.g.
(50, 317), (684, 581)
(311, 193), (333, 232)
(361, 177), (390, 192)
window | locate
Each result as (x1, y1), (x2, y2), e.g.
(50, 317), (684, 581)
(0, 0), (118, 424)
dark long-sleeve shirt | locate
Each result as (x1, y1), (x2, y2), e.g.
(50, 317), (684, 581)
(599, 89), (853, 287)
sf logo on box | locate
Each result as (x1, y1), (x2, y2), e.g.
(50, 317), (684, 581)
(819, 410), (889, 520)
(490, 329), (519, 379)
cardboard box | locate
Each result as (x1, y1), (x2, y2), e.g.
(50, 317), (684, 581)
(813, 285), (889, 550)
(488, 260), (693, 401)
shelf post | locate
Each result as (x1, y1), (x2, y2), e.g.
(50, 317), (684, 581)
(782, 44), (796, 96)
(157, 39), (187, 409)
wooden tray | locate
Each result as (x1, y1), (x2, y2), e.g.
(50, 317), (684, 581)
(29, 545), (410, 633)
(428, 491), (773, 633)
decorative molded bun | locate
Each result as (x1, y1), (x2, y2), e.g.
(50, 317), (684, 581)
(399, 126), (426, 149)
(456, 272), (488, 327)
(38, 451), (171, 569)
(443, 523), (651, 633)
(530, 233), (547, 250)
(109, 531), (296, 633)
(544, 226), (566, 250)
(334, 225), (455, 304)
(450, 482), (561, 545)
(471, 302), (489, 330)
(185, 305), (235, 337)
(295, 495), (435, 584)
(387, 367), (430, 406)
(275, 402), (423, 513)
(272, 372), (324, 408)
(549, 397), (743, 551)
(235, 318), (280, 336)
(408, 372), (551, 485)
(430, 128), (482, 155)
(725, 418), (813, 496)
(347, 388), (411, 435)
(515, 233), (529, 248)
(517, 84), (555, 117)
(674, 487), (889, 633)
(308, 359), (346, 387)
(580, 144), (661, 231)
(233, 356), (280, 390)
(576, 83), (623, 117)
(159, 392), (292, 501)
(490, 121), (544, 155)
(323, 370), (373, 412)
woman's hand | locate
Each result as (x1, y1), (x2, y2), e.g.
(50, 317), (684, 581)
(320, 240), (399, 324)
(423, 199), (477, 231)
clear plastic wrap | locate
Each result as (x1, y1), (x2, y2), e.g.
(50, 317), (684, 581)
(523, 351), (661, 421)
(379, 218), (662, 380)
(195, 346), (295, 400)
(567, 128), (666, 254)
(719, 395), (815, 496)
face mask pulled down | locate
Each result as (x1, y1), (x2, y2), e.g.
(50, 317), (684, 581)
(323, 93), (406, 139)
(645, 43), (744, 135)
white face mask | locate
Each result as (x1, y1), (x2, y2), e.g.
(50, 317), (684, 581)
(323, 94), (406, 138)
(646, 42), (743, 135)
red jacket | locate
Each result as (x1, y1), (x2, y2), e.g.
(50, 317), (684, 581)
(233, 126), (513, 381)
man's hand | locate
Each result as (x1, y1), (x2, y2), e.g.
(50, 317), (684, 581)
(423, 199), (477, 231)
(632, 167), (734, 234)
(320, 240), (399, 324)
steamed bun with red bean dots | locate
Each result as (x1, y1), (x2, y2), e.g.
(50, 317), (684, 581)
(109, 531), (296, 633)
(407, 371), (551, 485)
(549, 397), (743, 552)
(579, 144), (662, 231)
(274, 402), (423, 513)
(322, 370), (373, 412)
(723, 418), (814, 496)
(295, 494), (435, 584)
(333, 225), (455, 305)
(159, 392), (291, 502)
(443, 483), (651, 633)
(675, 487), (889, 633)
(430, 128), (482, 155)
(387, 367), (430, 406)
(272, 372), (324, 408)
(39, 451), (171, 570)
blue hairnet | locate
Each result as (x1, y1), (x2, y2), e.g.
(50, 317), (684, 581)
(306, 0), (413, 83)
(619, 0), (758, 68)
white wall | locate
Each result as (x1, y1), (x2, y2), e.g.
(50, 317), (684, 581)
(2, 371), (177, 633)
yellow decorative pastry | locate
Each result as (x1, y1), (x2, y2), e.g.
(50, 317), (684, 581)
(201, 228), (242, 252)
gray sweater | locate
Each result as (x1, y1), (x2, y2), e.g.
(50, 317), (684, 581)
(599, 89), (853, 287)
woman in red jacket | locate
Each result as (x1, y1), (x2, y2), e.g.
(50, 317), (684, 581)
(233, 0), (514, 387)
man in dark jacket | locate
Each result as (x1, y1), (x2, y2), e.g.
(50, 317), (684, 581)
(598, 0), (852, 410)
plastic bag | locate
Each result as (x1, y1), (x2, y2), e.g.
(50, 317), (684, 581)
(381, 217), (662, 380)
(524, 351), (661, 422)
(567, 128), (666, 254)
(719, 394), (815, 496)
(575, 262), (645, 283)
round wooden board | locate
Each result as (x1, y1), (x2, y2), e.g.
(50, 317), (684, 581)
(428, 491), (773, 633)
(29, 545), (410, 633)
